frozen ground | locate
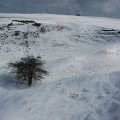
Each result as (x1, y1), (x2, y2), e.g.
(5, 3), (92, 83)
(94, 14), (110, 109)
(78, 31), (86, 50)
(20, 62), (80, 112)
(0, 14), (120, 120)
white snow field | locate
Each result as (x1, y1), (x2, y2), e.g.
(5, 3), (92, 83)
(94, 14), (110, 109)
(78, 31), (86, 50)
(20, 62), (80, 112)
(0, 14), (120, 120)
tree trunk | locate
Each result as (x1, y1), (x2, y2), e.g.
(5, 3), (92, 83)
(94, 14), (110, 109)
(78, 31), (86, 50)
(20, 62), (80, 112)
(28, 77), (32, 86)
(28, 72), (33, 86)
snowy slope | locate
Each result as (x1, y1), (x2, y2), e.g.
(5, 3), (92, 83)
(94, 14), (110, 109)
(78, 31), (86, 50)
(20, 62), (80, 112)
(0, 14), (120, 120)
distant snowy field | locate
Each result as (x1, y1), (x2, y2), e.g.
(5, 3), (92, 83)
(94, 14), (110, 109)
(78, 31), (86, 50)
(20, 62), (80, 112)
(0, 14), (120, 120)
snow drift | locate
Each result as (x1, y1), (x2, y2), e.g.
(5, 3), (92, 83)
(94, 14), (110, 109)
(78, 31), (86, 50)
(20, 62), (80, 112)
(0, 14), (120, 120)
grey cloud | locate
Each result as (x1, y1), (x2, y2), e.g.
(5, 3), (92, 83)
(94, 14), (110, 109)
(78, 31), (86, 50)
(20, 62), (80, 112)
(0, 0), (119, 18)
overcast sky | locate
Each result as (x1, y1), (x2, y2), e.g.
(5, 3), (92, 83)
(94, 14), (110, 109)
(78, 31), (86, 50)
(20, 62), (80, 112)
(0, 0), (120, 18)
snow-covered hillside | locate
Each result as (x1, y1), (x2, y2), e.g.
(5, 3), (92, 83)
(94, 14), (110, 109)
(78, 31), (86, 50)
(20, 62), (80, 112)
(0, 14), (120, 120)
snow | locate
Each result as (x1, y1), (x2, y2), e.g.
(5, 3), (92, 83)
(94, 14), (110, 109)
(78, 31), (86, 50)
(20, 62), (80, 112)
(0, 14), (120, 120)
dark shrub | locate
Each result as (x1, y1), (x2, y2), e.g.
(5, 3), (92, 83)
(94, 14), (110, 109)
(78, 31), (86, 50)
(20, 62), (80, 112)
(8, 56), (48, 86)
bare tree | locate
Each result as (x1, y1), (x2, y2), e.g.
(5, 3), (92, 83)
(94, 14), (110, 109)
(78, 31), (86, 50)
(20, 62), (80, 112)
(8, 55), (48, 86)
